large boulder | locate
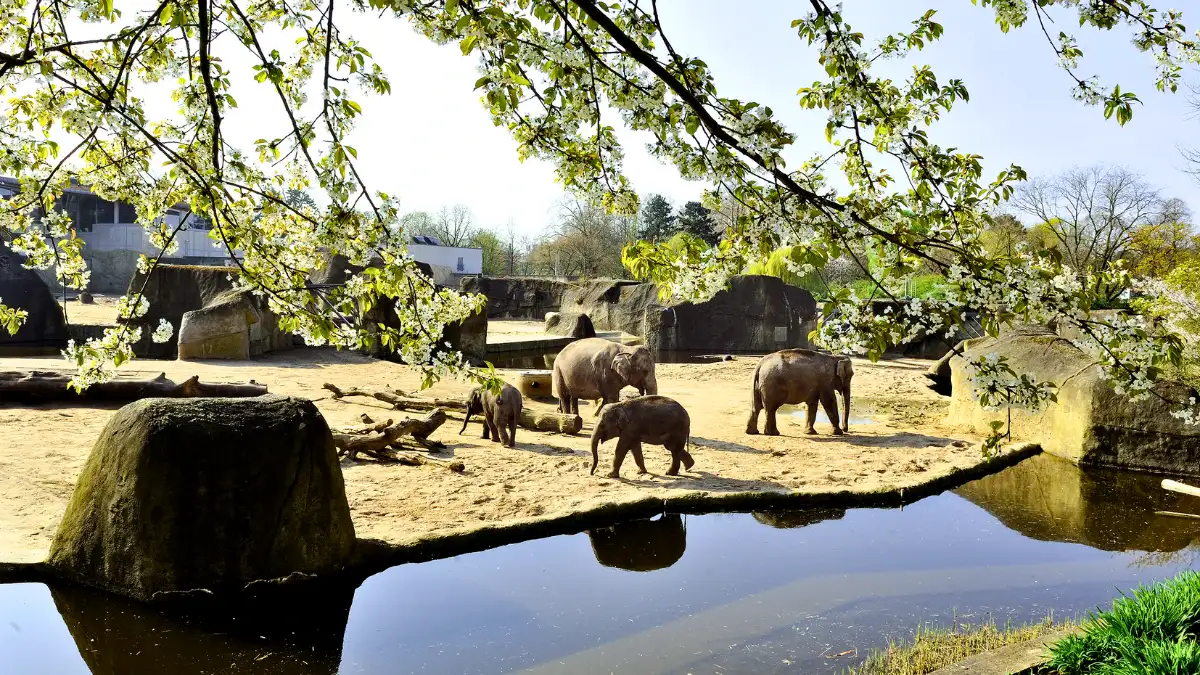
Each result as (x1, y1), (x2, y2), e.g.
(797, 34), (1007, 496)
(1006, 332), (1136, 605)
(123, 264), (235, 358)
(545, 312), (596, 339)
(0, 244), (68, 355)
(460, 276), (571, 319)
(46, 395), (356, 603)
(177, 289), (293, 360)
(947, 326), (1200, 474)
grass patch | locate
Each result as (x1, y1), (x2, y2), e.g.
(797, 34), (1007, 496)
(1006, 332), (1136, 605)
(847, 616), (1069, 675)
(1046, 571), (1200, 675)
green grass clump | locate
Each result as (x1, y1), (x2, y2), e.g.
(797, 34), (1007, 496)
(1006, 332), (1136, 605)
(1047, 571), (1200, 675)
(847, 616), (1065, 675)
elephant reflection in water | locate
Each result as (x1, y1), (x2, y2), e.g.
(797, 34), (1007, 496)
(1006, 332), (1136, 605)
(752, 507), (846, 529)
(50, 580), (354, 675)
(588, 514), (687, 572)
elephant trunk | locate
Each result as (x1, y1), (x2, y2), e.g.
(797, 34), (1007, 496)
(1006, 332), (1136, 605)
(643, 372), (658, 396)
(459, 411), (471, 435)
(841, 381), (851, 432)
(590, 430), (602, 475)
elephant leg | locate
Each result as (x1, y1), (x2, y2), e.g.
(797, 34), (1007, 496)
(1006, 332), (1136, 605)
(480, 411), (492, 440)
(821, 390), (843, 436)
(608, 437), (632, 478)
(803, 396), (819, 435)
(764, 403), (782, 436)
(486, 412), (501, 444)
(630, 441), (648, 475)
(496, 414), (511, 446)
(679, 440), (696, 470)
(570, 397), (580, 416)
(746, 407), (761, 435)
(508, 417), (518, 447)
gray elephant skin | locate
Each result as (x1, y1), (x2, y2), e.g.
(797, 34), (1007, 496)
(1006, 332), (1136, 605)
(591, 395), (693, 478)
(746, 349), (854, 436)
(553, 337), (657, 416)
(460, 383), (523, 447)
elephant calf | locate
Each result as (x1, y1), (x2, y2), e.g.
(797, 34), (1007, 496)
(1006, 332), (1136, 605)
(747, 349), (853, 436)
(460, 383), (523, 447)
(591, 395), (694, 478)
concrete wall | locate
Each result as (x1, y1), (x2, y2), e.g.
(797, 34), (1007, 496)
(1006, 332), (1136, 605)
(82, 223), (225, 259)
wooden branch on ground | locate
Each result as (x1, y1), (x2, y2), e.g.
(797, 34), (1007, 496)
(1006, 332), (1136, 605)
(332, 408), (448, 461)
(0, 371), (267, 403)
(324, 382), (582, 435)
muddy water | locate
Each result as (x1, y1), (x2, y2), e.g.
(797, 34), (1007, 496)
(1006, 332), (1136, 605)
(4, 453), (1200, 675)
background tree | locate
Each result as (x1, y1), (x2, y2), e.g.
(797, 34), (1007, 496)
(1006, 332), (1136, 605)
(1013, 166), (1166, 297)
(471, 230), (506, 275)
(529, 199), (634, 278)
(428, 205), (477, 247)
(638, 194), (677, 242)
(980, 214), (1028, 259)
(284, 189), (318, 212)
(1127, 200), (1199, 278)
(676, 201), (718, 246)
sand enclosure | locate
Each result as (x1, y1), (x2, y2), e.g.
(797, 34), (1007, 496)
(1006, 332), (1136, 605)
(0, 347), (988, 565)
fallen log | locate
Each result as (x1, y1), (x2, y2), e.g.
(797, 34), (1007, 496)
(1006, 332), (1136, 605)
(1162, 479), (1200, 498)
(333, 419), (394, 435)
(0, 371), (267, 403)
(520, 409), (583, 434)
(322, 383), (465, 411)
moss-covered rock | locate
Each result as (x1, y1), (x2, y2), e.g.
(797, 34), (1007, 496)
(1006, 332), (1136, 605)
(46, 395), (355, 603)
(947, 326), (1200, 474)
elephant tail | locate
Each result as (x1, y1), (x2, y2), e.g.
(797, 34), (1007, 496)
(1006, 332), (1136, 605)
(750, 364), (763, 413)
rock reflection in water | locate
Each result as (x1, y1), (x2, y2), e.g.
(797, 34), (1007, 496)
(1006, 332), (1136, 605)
(751, 507), (847, 529)
(954, 453), (1200, 553)
(49, 581), (355, 675)
(588, 514), (687, 571)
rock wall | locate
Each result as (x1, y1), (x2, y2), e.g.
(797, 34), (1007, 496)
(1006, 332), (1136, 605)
(558, 275), (818, 353)
(0, 244), (68, 355)
(461, 276), (572, 319)
(123, 264), (235, 358)
(946, 326), (1200, 475)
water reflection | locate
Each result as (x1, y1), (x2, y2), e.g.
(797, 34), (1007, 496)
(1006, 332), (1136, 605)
(954, 452), (1200, 553)
(46, 581), (354, 675)
(588, 514), (687, 571)
(752, 507), (846, 529)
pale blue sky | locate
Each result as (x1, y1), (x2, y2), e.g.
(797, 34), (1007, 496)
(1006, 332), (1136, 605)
(288, 1), (1200, 235)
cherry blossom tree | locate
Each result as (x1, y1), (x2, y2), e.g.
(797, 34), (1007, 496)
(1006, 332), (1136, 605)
(0, 0), (1198, 433)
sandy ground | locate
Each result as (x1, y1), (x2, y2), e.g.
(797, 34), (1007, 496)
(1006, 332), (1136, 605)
(0, 347), (983, 564)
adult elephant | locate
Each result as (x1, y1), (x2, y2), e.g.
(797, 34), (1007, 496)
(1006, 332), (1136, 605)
(746, 349), (853, 436)
(552, 338), (657, 416)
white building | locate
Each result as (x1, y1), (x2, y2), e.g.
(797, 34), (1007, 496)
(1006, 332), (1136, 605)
(0, 178), (483, 284)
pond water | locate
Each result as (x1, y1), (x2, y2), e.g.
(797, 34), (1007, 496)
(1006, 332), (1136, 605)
(5, 453), (1200, 675)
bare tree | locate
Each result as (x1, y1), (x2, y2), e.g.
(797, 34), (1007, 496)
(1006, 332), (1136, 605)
(1013, 166), (1164, 286)
(529, 199), (635, 278)
(425, 204), (477, 247)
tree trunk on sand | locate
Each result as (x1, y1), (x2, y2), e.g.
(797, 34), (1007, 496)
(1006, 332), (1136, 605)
(0, 371), (267, 403)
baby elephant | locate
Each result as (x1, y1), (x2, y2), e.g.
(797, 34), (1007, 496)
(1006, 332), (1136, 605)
(591, 395), (694, 478)
(460, 383), (523, 448)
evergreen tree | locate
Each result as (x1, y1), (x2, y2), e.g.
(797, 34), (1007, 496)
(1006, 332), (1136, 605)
(677, 201), (718, 245)
(638, 194), (677, 242)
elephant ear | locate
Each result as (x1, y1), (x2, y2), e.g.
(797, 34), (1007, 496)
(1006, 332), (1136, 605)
(612, 353), (634, 383)
(836, 357), (854, 382)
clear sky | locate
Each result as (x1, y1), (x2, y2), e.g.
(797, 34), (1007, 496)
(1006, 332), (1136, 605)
(231, 0), (1200, 237)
